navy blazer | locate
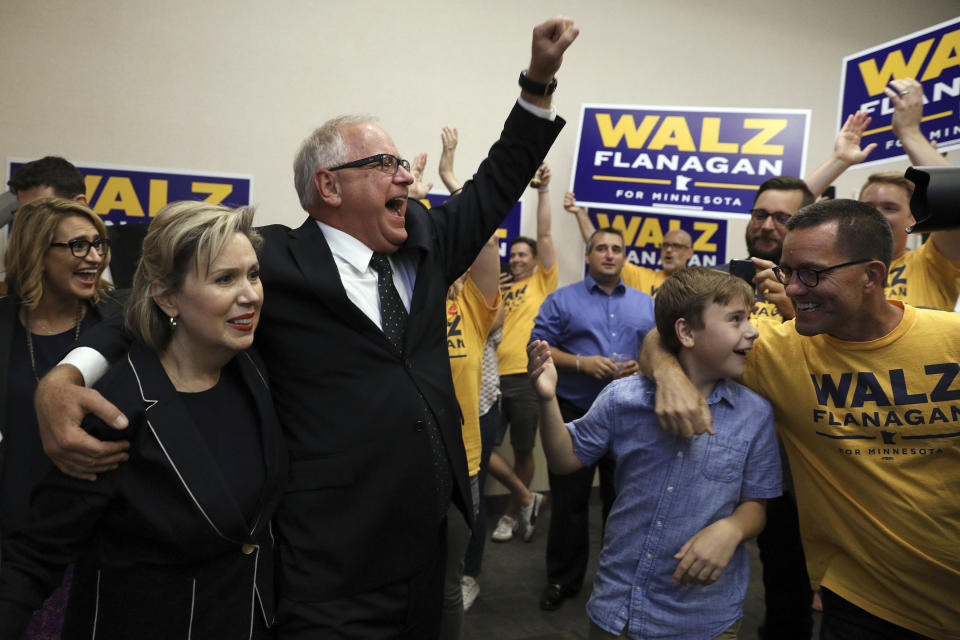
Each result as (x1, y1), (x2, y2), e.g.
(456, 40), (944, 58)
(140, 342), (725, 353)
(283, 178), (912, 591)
(0, 341), (287, 640)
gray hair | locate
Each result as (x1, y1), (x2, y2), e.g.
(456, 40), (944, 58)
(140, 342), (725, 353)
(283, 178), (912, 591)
(293, 114), (374, 210)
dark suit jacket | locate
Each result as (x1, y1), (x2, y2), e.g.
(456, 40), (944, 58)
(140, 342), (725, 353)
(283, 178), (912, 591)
(0, 342), (287, 640)
(255, 104), (564, 602)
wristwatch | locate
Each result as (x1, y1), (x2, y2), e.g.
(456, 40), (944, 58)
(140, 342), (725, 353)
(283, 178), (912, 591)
(518, 70), (557, 96)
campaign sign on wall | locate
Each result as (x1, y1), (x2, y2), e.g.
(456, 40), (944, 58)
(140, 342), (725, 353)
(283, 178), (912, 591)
(839, 17), (960, 166)
(586, 206), (728, 268)
(571, 105), (809, 216)
(7, 159), (252, 225)
(421, 192), (520, 263)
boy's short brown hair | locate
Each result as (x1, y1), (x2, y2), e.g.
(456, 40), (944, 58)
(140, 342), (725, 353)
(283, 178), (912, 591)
(655, 267), (755, 354)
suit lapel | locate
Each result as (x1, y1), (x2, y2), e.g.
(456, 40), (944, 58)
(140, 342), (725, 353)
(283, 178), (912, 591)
(287, 218), (399, 354)
(403, 202), (432, 317)
(127, 342), (251, 542)
(235, 351), (286, 533)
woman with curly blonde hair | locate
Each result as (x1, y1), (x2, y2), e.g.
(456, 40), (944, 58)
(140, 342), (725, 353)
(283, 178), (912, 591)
(0, 196), (120, 637)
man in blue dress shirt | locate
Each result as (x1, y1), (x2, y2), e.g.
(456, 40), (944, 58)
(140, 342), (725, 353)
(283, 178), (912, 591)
(529, 227), (655, 611)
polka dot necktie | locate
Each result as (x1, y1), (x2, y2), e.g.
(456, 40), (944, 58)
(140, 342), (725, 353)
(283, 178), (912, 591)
(370, 253), (408, 352)
(370, 252), (453, 514)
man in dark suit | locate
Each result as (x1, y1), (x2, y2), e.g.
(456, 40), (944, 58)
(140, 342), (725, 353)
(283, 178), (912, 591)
(33, 16), (578, 638)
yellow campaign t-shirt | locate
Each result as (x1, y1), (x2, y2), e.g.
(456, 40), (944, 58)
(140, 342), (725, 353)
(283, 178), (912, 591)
(620, 262), (668, 297)
(742, 303), (960, 639)
(447, 277), (499, 477)
(886, 240), (960, 311)
(497, 261), (558, 375)
(750, 293), (783, 323)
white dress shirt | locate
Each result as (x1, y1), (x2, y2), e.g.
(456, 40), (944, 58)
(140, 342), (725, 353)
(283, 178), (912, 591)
(316, 221), (416, 329)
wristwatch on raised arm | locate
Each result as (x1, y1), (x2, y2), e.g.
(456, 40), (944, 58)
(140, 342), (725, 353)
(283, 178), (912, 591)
(518, 70), (557, 96)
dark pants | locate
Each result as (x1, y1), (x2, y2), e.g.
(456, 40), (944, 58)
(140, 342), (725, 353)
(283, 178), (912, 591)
(276, 523), (447, 639)
(819, 589), (932, 640)
(757, 490), (813, 640)
(464, 403), (501, 578)
(545, 397), (616, 592)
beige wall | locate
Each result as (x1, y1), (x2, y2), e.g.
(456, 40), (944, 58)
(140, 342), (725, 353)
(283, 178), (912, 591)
(3, 1), (956, 492)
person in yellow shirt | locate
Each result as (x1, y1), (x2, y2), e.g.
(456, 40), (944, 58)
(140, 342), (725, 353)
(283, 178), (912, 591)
(562, 191), (692, 297)
(641, 198), (960, 640)
(493, 163), (557, 543)
(859, 170), (960, 310)
(442, 232), (500, 636)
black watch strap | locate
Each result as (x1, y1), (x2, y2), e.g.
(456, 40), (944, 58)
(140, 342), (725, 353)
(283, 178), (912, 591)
(518, 70), (557, 96)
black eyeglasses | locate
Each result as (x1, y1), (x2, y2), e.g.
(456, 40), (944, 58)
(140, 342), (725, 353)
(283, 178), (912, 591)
(661, 242), (690, 251)
(774, 259), (871, 287)
(327, 153), (411, 175)
(50, 237), (109, 259)
(749, 208), (792, 226)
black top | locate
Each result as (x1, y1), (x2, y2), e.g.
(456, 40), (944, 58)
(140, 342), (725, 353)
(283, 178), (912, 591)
(1, 312), (96, 533)
(178, 360), (265, 521)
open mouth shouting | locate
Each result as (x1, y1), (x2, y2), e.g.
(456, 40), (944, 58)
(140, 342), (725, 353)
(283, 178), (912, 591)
(387, 197), (406, 216)
(74, 268), (98, 287)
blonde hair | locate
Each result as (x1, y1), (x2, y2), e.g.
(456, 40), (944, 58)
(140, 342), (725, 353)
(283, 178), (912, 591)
(124, 201), (262, 353)
(859, 171), (914, 200)
(655, 267), (754, 354)
(5, 197), (111, 309)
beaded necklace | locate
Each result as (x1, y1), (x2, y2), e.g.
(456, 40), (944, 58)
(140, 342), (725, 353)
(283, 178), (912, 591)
(25, 302), (85, 382)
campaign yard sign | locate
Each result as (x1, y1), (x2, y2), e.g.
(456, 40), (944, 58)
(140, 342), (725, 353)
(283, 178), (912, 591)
(421, 192), (520, 263)
(839, 17), (960, 166)
(7, 159), (253, 226)
(585, 206), (728, 269)
(571, 105), (809, 216)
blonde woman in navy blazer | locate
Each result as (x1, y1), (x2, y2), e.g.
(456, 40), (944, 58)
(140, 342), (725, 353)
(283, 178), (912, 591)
(0, 202), (287, 639)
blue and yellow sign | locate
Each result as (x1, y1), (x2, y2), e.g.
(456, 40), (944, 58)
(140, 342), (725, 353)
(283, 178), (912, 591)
(586, 207), (727, 268)
(571, 105), (809, 215)
(7, 160), (252, 225)
(421, 192), (521, 263)
(840, 17), (960, 166)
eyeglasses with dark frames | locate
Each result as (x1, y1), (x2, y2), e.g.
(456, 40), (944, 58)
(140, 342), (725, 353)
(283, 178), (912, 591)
(773, 259), (871, 288)
(749, 208), (792, 226)
(327, 153), (411, 175)
(49, 237), (110, 259)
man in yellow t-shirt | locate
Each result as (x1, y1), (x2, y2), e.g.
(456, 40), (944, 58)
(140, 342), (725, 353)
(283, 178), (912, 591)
(643, 199), (960, 639)
(562, 191), (692, 297)
(859, 172), (960, 311)
(492, 163), (557, 543)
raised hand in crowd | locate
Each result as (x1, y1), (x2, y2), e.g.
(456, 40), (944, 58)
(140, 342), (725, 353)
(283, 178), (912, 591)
(886, 77), (950, 167)
(804, 110), (878, 197)
(408, 152), (432, 200)
(564, 191), (597, 244)
(531, 162), (557, 271)
(438, 126), (462, 194)
(523, 17), (579, 108)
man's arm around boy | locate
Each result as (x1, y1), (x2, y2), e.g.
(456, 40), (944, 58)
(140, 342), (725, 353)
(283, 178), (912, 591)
(527, 339), (767, 586)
